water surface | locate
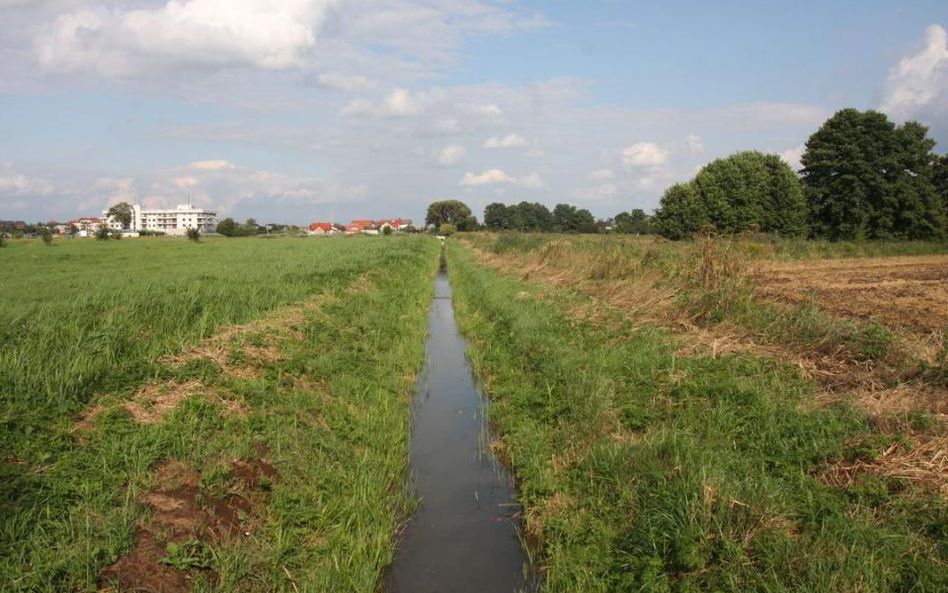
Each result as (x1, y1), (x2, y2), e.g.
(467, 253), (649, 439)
(385, 268), (527, 593)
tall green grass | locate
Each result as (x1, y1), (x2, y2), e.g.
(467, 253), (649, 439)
(1, 236), (439, 591)
(448, 240), (948, 592)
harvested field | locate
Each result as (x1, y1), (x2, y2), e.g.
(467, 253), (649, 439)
(756, 255), (948, 336)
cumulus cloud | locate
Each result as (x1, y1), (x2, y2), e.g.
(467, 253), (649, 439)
(881, 24), (948, 126)
(573, 183), (618, 202)
(35, 0), (332, 76)
(436, 144), (466, 167)
(587, 168), (615, 181)
(189, 159), (237, 170)
(685, 133), (704, 154)
(460, 169), (543, 188)
(94, 176), (138, 205)
(342, 88), (435, 117)
(483, 134), (529, 149)
(0, 164), (55, 197)
(310, 72), (377, 92)
(468, 103), (504, 118)
(622, 142), (670, 169)
(779, 145), (805, 171)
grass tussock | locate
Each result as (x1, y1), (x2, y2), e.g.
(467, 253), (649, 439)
(448, 236), (948, 592)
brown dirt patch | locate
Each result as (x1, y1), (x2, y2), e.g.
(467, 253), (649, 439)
(101, 456), (278, 592)
(756, 255), (948, 337)
(124, 380), (202, 424)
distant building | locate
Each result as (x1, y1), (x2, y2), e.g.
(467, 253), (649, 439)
(345, 223), (364, 234)
(308, 222), (336, 235)
(68, 217), (103, 237)
(102, 203), (217, 236)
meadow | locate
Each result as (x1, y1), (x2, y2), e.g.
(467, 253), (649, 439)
(0, 235), (439, 592)
(449, 232), (948, 592)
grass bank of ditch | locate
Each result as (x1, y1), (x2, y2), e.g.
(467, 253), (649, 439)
(1, 236), (439, 592)
(447, 239), (948, 592)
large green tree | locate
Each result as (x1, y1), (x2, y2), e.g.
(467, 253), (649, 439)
(107, 202), (133, 229)
(426, 200), (477, 231)
(653, 151), (806, 239)
(653, 183), (706, 240)
(801, 109), (946, 240)
(483, 202), (510, 230)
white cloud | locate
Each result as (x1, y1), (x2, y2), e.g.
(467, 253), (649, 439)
(94, 176), (137, 206)
(311, 73), (377, 92)
(622, 142), (669, 169)
(460, 169), (542, 188)
(468, 103), (504, 118)
(573, 183), (617, 202)
(483, 134), (529, 149)
(0, 164), (55, 197)
(779, 145), (804, 171)
(587, 168), (615, 181)
(35, 1), (332, 76)
(189, 159), (236, 170)
(436, 144), (466, 167)
(685, 133), (704, 154)
(881, 24), (948, 127)
(342, 88), (434, 117)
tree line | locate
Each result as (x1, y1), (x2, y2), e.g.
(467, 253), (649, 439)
(425, 199), (653, 235)
(428, 108), (948, 242)
(654, 108), (948, 240)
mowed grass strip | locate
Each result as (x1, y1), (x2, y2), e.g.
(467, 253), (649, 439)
(447, 240), (948, 593)
(1, 236), (439, 592)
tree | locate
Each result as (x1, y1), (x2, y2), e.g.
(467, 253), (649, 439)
(0, 234), (6, 248)
(484, 202), (510, 230)
(40, 227), (53, 246)
(216, 218), (238, 237)
(243, 218), (260, 236)
(936, 155), (948, 220)
(653, 183), (706, 240)
(439, 223), (457, 236)
(426, 200), (477, 231)
(95, 224), (111, 241)
(186, 228), (201, 242)
(382, 225), (393, 236)
(107, 202), (133, 229)
(653, 151), (807, 239)
(614, 209), (652, 234)
(801, 108), (946, 240)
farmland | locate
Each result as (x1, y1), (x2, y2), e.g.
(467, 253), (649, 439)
(0, 236), (438, 592)
(3, 231), (948, 593)
(450, 232), (948, 592)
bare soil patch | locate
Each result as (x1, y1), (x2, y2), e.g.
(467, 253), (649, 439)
(756, 255), (948, 336)
(100, 456), (278, 593)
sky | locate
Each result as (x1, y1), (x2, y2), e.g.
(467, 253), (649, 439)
(0, 1), (946, 225)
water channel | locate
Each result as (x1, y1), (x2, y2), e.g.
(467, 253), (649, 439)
(384, 259), (529, 593)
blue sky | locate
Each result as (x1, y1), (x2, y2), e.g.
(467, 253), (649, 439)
(0, 0), (946, 225)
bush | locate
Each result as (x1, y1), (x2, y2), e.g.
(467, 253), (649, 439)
(439, 223), (457, 236)
(383, 226), (393, 236)
(94, 225), (111, 241)
(40, 228), (53, 247)
(186, 228), (201, 242)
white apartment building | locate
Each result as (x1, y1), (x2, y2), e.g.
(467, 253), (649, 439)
(103, 203), (217, 236)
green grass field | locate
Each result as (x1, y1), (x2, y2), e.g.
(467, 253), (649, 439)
(1, 236), (439, 592)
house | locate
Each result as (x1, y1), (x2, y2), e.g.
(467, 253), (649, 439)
(308, 222), (336, 236)
(345, 223), (364, 234)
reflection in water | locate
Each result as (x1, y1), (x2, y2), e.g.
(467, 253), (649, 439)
(385, 269), (528, 593)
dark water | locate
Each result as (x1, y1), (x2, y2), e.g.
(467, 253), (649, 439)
(385, 268), (528, 593)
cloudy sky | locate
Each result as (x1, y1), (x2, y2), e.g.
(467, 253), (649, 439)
(1, 1), (946, 224)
